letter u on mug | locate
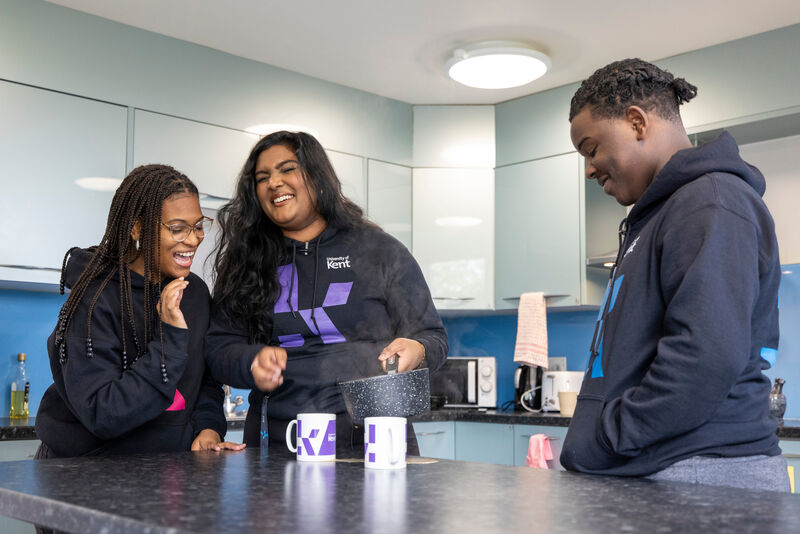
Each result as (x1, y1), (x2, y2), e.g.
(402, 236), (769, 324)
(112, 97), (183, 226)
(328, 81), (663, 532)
(285, 413), (336, 461)
(364, 417), (407, 469)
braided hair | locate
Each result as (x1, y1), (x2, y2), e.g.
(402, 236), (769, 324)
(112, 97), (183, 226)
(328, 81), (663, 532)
(55, 164), (198, 382)
(569, 58), (698, 122)
(212, 131), (373, 343)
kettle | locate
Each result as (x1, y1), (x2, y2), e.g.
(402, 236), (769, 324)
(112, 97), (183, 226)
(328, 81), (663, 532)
(514, 365), (542, 411)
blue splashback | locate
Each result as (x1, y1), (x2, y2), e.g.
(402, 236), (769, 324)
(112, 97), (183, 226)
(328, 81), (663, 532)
(442, 312), (596, 409)
(766, 265), (800, 420)
(3, 265), (800, 423)
(0, 290), (66, 418)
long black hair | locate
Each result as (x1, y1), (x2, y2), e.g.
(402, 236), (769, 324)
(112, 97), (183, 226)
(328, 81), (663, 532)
(569, 58), (698, 122)
(55, 164), (198, 380)
(212, 131), (370, 342)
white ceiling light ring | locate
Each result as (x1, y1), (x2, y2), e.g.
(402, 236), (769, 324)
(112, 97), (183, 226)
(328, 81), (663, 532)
(445, 41), (551, 90)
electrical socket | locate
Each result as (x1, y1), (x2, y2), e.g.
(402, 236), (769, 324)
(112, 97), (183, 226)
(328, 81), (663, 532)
(548, 356), (567, 371)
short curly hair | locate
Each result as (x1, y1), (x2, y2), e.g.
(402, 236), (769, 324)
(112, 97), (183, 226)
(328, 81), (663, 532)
(569, 58), (697, 122)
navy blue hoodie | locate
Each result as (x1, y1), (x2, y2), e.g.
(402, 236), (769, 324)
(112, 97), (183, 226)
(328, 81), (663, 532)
(561, 132), (781, 476)
(36, 248), (226, 457)
(206, 225), (448, 448)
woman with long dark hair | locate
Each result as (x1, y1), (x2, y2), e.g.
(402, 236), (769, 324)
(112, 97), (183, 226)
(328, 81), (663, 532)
(207, 131), (448, 456)
(35, 164), (243, 458)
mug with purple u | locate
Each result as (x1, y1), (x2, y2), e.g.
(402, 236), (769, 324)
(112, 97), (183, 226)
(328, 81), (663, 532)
(285, 413), (337, 461)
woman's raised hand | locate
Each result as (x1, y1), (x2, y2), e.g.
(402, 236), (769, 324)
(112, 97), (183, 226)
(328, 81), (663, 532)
(251, 346), (287, 392)
(157, 277), (189, 329)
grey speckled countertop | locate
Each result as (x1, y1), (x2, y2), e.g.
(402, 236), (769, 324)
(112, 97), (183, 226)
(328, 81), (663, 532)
(4, 412), (800, 440)
(1, 447), (799, 534)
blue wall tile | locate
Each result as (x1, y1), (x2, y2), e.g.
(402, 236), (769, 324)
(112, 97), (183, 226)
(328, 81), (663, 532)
(3, 265), (799, 425)
(0, 290), (66, 418)
(442, 311), (595, 409)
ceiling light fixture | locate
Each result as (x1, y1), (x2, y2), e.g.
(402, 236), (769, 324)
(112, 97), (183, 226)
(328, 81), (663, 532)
(446, 41), (551, 89)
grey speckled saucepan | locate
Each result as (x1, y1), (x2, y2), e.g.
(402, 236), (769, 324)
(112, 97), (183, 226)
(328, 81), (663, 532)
(338, 367), (431, 425)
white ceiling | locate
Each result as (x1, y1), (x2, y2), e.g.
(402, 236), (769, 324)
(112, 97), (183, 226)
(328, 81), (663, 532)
(47, 0), (800, 105)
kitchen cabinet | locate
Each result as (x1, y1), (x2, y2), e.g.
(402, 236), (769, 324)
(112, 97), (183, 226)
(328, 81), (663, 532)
(0, 81), (128, 287)
(780, 439), (799, 494)
(495, 152), (625, 310)
(133, 110), (258, 201)
(0, 440), (40, 462)
(495, 153), (582, 308)
(739, 134), (800, 264)
(326, 150), (366, 211)
(367, 160), (411, 250)
(412, 421), (455, 460)
(412, 105), (494, 168)
(412, 168), (494, 311)
(513, 424), (568, 469)
(454, 422), (514, 465)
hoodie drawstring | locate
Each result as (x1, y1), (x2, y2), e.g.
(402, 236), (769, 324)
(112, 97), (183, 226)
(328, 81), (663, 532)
(309, 234), (322, 335)
(287, 242), (298, 318)
(588, 217), (629, 361)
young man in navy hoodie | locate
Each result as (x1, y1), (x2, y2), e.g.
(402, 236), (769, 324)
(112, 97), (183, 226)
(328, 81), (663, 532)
(560, 58), (789, 491)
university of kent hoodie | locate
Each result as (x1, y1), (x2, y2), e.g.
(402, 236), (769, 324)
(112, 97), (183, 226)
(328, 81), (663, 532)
(36, 248), (226, 457)
(206, 224), (448, 447)
(560, 132), (782, 476)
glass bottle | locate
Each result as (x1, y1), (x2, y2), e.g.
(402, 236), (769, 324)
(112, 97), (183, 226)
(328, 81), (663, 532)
(9, 353), (29, 419)
(769, 377), (786, 425)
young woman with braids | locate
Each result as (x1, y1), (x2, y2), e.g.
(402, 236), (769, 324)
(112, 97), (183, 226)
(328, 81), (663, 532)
(560, 59), (789, 491)
(35, 164), (244, 458)
(205, 131), (448, 457)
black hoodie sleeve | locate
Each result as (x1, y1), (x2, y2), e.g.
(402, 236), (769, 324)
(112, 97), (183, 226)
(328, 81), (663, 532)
(60, 314), (189, 441)
(597, 202), (760, 462)
(190, 366), (227, 440)
(205, 304), (262, 390)
(383, 240), (449, 371)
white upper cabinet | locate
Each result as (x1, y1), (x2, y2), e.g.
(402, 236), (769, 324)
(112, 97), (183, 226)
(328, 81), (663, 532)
(413, 168), (494, 310)
(0, 81), (127, 286)
(739, 134), (800, 264)
(367, 160), (412, 250)
(495, 153), (582, 308)
(133, 110), (258, 200)
(413, 106), (495, 168)
(326, 150), (366, 210)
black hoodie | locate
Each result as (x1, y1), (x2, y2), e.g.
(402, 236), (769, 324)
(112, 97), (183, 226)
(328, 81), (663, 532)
(206, 225), (448, 447)
(561, 132), (782, 476)
(35, 248), (226, 457)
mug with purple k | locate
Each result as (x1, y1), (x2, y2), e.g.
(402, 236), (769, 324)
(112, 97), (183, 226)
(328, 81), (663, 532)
(285, 413), (337, 461)
(364, 417), (407, 469)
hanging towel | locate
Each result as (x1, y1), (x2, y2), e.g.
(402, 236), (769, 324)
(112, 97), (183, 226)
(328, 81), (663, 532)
(526, 433), (553, 469)
(513, 292), (548, 368)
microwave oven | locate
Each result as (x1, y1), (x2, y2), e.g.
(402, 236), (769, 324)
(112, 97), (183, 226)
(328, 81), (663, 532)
(430, 356), (496, 408)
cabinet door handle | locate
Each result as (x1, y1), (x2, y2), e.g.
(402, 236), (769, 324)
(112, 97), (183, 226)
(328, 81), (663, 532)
(502, 294), (570, 301)
(519, 434), (560, 440)
(0, 264), (61, 272)
(417, 431), (446, 436)
(433, 297), (476, 301)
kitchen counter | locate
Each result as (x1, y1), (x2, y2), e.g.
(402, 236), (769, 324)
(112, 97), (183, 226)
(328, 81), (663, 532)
(412, 409), (800, 439)
(0, 447), (798, 534)
(0, 418), (36, 441)
(3, 413), (800, 440)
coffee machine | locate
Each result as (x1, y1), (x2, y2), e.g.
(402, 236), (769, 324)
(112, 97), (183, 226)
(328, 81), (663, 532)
(514, 365), (542, 411)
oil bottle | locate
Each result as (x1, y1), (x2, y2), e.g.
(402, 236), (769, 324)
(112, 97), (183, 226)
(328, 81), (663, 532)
(9, 353), (29, 419)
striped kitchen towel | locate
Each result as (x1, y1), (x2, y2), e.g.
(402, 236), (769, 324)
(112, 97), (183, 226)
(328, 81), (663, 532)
(513, 292), (548, 368)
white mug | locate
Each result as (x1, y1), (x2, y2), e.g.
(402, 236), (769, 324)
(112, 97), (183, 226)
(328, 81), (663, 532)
(285, 413), (336, 461)
(364, 417), (407, 469)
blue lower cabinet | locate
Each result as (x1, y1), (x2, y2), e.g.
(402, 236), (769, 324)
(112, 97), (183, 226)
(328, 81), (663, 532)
(413, 421), (455, 460)
(226, 430), (244, 444)
(780, 439), (799, 493)
(513, 425), (568, 469)
(0, 440), (40, 462)
(454, 422), (514, 465)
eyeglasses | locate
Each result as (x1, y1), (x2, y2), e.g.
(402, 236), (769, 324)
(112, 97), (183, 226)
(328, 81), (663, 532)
(160, 217), (214, 242)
